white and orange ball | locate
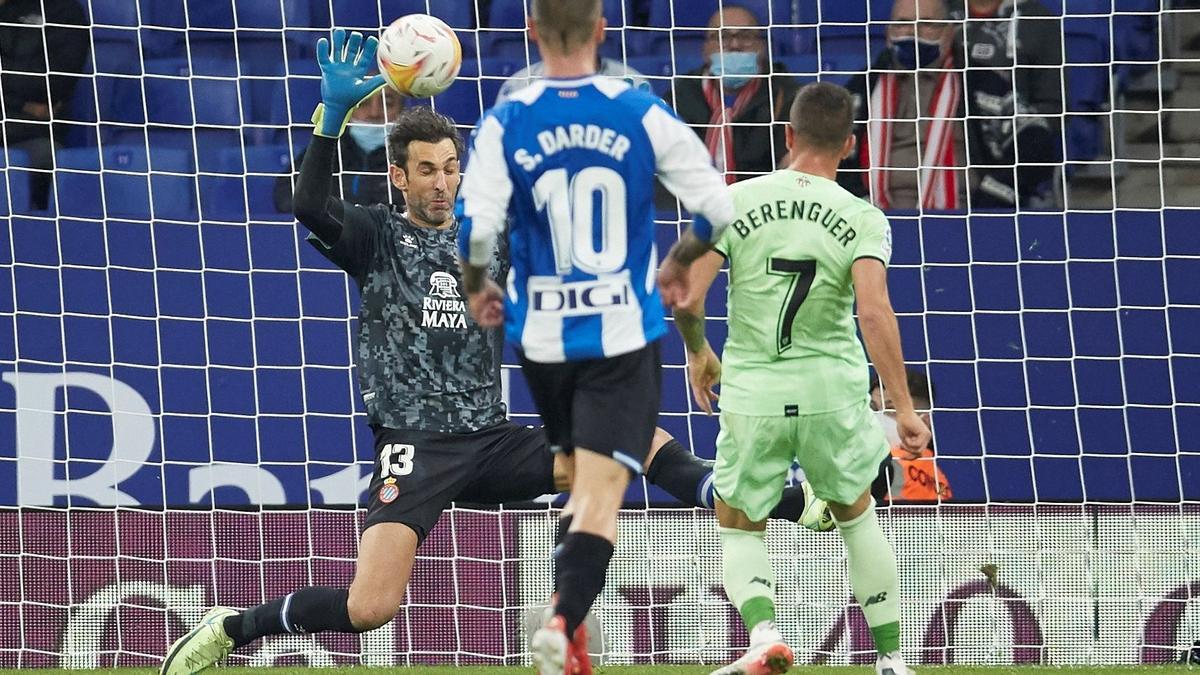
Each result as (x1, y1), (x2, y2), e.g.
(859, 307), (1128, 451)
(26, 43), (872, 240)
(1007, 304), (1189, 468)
(377, 14), (462, 98)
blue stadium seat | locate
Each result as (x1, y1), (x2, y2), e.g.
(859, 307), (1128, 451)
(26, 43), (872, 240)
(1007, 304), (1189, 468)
(1063, 23), (1110, 110)
(480, 0), (531, 59)
(201, 144), (292, 219)
(431, 62), (500, 127)
(817, 24), (886, 60)
(91, 33), (144, 75)
(815, 50), (871, 84)
(235, 0), (312, 29)
(248, 145), (294, 217)
(54, 145), (195, 220)
(382, 0), (474, 27)
(1064, 0), (1110, 13)
(269, 59), (322, 140)
(598, 0), (638, 57)
(186, 33), (296, 77)
(647, 0), (719, 27)
(325, 0), (472, 28)
(89, 0), (140, 25)
(198, 174), (248, 221)
(109, 125), (228, 175)
(0, 149), (33, 216)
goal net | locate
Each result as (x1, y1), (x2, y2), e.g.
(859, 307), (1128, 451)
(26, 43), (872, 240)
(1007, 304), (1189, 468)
(0, 0), (1198, 668)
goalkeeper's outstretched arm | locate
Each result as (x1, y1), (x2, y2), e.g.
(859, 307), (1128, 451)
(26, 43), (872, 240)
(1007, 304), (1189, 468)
(295, 29), (389, 276)
(292, 136), (350, 245)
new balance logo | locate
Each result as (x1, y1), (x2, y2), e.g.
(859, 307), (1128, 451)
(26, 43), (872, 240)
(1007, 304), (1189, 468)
(750, 577), (773, 589)
(863, 592), (888, 607)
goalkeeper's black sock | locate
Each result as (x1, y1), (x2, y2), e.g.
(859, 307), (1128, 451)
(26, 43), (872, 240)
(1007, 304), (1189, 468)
(552, 514), (573, 593)
(645, 438), (810, 521)
(645, 438), (715, 508)
(553, 532), (613, 636)
(769, 485), (809, 522)
(224, 586), (358, 649)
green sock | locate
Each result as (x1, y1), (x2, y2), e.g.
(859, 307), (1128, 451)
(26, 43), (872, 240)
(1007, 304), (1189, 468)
(836, 506), (901, 655)
(719, 527), (776, 630)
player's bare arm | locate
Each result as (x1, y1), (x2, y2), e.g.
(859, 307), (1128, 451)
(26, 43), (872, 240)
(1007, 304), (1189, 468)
(461, 263), (504, 327)
(660, 230), (717, 308)
(852, 258), (930, 454)
(672, 249), (725, 414)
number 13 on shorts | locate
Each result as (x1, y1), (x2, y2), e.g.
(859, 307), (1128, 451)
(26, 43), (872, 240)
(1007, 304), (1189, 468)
(379, 443), (416, 477)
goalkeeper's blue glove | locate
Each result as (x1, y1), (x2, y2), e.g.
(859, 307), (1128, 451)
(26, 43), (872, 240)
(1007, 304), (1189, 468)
(311, 28), (388, 138)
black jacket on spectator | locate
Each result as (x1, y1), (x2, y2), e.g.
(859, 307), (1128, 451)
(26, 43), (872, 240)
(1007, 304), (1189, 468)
(0, 0), (88, 145)
(840, 0), (1064, 208)
(669, 66), (800, 182)
(274, 136), (402, 212)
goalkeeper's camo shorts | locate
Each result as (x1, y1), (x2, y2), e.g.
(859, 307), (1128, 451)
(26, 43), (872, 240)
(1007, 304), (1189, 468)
(714, 400), (890, 520)
(364, 421), (556, 542)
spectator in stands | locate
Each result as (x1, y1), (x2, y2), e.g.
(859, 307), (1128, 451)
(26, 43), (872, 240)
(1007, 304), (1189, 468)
(495, 55), (649, 104)
(869, 370), (952, 503)
(955, 0), (1063, 207)
(0, 0), (88, 210)
(838, 0), (966, 210)
(839, 0), (1062, 210)
(669, 4), (799, 183)
(274, 88), (404, 212)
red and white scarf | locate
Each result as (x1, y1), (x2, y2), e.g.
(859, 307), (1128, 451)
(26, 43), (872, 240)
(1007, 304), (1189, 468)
(862, 58), (962, 210)
(702, 78), (761, 185)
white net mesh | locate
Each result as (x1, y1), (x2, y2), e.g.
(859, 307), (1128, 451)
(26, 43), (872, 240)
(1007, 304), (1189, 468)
(0, 0), (1198, 668)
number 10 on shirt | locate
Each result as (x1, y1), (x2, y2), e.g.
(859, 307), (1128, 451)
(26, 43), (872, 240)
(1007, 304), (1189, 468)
(533, 167), (628, 275)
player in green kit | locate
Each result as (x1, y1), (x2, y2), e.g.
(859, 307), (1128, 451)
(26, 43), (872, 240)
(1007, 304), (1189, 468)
(664, 82), (931, 675)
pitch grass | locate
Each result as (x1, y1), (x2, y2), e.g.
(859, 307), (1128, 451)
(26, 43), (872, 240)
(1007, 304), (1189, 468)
(0, 662), (1190, 667)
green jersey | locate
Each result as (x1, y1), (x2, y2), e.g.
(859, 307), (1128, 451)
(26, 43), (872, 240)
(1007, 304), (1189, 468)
(712, 170), (892, 415)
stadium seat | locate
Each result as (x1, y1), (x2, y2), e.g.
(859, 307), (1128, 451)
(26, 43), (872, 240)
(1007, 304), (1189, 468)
(54, 145), (195, 220)
(326, 0), (469, 28)
(89, 0), (139, 26)
(91, 33), (144, 75)
(187, 32), (296, 78)
(431, 62), (502, 128)
(647, 0), (719, 27)
(381, 0), (474, 27)
(268, 60), (322, 144)
(0, 149), (33, 216)
(235, 0), (312, 29)
(1063, 24), (1110, 110)
(199, 147), (295, 221)
(480, 0), (532, 59)
(599, 0), (638, 58)
(816, 24), (886, 60)
(239, 145), (295, 218)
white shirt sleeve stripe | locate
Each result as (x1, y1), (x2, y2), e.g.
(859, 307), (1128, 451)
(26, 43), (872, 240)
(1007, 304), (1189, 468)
(642, 103), (736, 241)
(460, 115), (512, 266)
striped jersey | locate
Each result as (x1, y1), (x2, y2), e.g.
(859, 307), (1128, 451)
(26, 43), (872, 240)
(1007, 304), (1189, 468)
(458, 75), (734, 363)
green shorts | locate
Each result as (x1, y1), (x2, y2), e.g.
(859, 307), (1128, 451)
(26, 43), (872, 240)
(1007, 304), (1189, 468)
(713, 400), (889, 522)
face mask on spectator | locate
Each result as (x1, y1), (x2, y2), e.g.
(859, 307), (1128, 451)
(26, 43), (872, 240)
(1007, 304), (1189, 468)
(876, 410), (903, 448)
(891, 36), (943, 69)
(348, 123), (387, 153)
(709, 51), (759, 89)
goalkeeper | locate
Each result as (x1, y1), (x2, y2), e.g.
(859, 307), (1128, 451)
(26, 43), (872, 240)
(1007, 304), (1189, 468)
(160, 30), (827, 675)
(671, 82), (931, 675)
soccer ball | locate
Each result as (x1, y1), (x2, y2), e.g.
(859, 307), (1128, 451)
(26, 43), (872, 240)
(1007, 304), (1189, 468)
(377, 14), (462, 98)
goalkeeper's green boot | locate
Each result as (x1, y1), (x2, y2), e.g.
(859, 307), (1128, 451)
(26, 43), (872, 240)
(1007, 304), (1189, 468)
(160, 607), (236, 675)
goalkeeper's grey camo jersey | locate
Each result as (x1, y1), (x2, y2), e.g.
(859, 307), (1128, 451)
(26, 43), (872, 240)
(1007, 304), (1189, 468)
(308, 204), (507, 433)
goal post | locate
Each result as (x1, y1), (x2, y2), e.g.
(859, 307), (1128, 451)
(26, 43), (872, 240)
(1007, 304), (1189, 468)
(0, 0), (1198, 668)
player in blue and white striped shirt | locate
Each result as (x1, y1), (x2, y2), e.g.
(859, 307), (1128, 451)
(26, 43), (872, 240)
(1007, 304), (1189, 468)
(457, 2), (734, 673)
